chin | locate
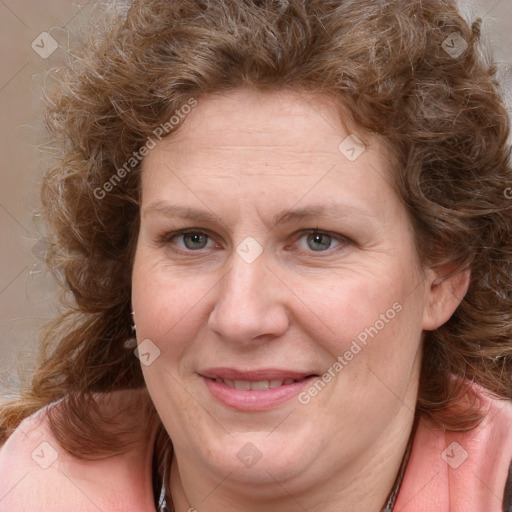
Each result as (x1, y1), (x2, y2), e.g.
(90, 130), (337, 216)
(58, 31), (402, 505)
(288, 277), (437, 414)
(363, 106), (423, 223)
(200, 435), (315, 485)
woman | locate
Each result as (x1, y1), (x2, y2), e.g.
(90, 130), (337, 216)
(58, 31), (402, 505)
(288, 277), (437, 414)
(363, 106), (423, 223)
(1, 0), (511, 510)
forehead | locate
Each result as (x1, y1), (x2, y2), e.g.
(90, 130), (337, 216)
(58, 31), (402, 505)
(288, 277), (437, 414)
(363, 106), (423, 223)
(142, 88), (394, 172)
(140, 88), (400, 221)
(164, 88), (347, 147)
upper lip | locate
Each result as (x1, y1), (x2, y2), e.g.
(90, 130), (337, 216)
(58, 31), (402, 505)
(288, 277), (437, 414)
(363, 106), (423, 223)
(200, 367), (317, 381)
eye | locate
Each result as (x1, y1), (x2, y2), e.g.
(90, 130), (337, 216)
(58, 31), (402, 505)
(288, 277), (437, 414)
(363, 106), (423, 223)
(170, 231), (216, 250)
(295, 231), (342, 252)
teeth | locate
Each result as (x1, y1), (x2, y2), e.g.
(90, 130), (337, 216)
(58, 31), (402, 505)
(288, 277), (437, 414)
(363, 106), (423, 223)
(215, 378), (298, 389)
(234, 380), (251, 390)
(250, 380), (270, 390)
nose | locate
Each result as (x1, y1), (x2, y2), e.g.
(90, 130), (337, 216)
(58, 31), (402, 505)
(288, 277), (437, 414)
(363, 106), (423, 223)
(207, 253), (290, 346)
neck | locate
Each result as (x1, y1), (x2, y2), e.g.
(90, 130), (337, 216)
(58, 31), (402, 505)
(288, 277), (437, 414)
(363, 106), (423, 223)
(168, 410), (416, 512)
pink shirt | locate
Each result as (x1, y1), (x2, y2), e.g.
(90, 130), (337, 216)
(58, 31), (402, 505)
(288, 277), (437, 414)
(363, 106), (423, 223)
(396, 386), (512, 512)
(1, 385), (511, 511)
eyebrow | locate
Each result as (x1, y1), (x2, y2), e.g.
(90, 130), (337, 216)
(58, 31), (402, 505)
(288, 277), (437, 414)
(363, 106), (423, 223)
(142, 202), (222, 224)
(271, 204), (373, 226)
(143, 201), (374, 229)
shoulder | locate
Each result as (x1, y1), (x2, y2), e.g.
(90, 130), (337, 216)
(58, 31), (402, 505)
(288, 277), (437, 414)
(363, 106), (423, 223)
(483, 389), (512, 512)
(453, 387), (512, 511)
(397, 384), (512, 512)
(0, 391), (158, 512)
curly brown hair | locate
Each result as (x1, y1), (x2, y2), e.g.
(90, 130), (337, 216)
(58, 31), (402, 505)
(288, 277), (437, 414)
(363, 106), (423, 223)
(1, 0), (511, 490)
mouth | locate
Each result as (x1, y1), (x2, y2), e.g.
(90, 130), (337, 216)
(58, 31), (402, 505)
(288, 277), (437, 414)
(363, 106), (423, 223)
(200, 368), (318, 411)
(210, 376), (312, 390)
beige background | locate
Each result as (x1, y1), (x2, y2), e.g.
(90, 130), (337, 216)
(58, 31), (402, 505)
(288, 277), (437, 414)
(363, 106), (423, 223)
(0, 0), (511, 401)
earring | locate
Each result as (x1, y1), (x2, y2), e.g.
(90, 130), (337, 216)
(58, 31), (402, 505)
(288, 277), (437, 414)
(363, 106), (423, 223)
(124, 310), (137, 350)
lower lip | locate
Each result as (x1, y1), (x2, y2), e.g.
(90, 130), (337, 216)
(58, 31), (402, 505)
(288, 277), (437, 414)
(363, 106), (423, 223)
(203, 376), (317, 411)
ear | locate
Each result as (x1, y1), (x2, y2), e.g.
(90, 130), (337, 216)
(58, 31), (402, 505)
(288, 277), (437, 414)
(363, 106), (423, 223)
(422, 263), (471, 331)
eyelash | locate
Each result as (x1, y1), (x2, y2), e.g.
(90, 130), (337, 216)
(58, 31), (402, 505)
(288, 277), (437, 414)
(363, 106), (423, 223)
(157, 228), (351, 255)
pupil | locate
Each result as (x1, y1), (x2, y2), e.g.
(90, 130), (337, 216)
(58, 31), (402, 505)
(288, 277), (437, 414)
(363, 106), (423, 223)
(185, 233), (207, 249)
(307, 233), (331, 251)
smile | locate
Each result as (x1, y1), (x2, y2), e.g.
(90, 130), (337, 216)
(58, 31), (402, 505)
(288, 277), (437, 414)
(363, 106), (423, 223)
(213, 377), (308, 390)
(200, 369), (318, 411)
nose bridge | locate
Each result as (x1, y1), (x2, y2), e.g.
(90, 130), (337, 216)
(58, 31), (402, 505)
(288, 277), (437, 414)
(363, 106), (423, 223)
(220, 253), (270, 318)
(208, 251), (288, 342)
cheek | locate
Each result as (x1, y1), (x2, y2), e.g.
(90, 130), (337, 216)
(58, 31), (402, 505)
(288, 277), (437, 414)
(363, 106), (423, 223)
(300, 272), (424, 418)
(131, 249), (216, 351)
(291, 257), (422, 349)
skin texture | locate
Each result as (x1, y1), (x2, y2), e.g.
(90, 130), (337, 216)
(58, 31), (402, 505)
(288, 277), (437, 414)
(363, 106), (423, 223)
(131, 88), (469, 512)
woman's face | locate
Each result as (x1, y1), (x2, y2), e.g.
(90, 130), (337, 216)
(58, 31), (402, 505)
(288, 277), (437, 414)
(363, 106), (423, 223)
(132, 89), (439, 499)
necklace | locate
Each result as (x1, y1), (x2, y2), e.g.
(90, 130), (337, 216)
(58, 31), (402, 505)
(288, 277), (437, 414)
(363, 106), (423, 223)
(380, 416), (416, 512)
(156, 416), (417, 512)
